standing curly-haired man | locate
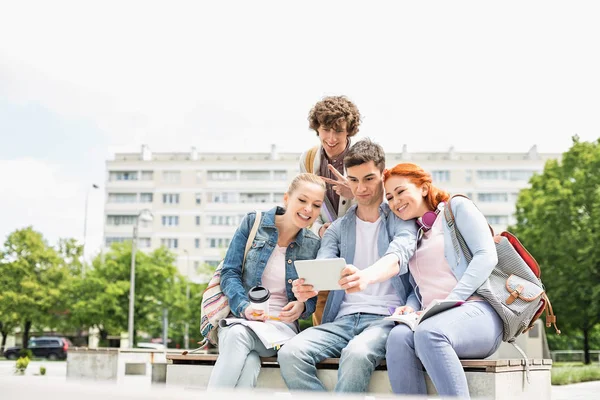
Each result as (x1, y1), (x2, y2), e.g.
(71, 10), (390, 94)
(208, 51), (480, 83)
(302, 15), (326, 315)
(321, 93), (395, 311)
(299, 95), (361, 325)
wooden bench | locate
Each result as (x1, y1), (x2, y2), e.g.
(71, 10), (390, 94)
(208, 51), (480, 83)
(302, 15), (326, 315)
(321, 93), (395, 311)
(165, 353), (552, 399)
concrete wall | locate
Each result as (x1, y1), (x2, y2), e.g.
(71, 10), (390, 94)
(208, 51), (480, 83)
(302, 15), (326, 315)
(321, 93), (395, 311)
(67, 349), (119, 380)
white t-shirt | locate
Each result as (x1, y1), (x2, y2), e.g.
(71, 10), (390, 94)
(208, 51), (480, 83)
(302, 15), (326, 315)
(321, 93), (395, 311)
(261, 245), (289, 316)
(336, 217), (401, 319)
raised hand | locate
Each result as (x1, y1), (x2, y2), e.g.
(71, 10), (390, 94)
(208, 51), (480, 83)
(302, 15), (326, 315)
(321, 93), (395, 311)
(322, 164), (354, 200)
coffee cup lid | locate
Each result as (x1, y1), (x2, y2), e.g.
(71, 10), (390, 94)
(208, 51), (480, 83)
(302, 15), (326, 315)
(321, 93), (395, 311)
(248, 285), (270, 303)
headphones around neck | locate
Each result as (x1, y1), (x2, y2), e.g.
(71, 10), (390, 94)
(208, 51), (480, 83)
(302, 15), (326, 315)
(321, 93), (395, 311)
(416, 202), (445, 232)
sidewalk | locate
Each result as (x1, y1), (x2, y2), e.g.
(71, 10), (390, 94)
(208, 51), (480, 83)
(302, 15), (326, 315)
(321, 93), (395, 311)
(552, 380), (600, 400)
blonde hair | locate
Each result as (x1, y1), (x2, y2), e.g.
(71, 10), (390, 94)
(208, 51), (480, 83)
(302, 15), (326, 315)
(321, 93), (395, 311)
(287, 173), (326, 195)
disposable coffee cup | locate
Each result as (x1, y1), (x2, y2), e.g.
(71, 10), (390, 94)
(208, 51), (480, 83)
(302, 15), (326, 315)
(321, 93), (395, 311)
(248, 285), (271, 316)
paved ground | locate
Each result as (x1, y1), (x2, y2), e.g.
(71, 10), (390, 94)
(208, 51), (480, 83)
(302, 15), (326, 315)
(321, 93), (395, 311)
(1, 360), (598, 399)
(551, 380), (600, 400)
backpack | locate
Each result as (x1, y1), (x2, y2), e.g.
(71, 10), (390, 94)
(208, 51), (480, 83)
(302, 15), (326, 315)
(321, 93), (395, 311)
(304, 146), (318, 173)
(199, 211), (262, 345)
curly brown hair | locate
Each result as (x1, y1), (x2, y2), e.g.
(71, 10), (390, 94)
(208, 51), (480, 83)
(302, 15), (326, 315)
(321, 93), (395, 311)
(308, 96), (361, 137)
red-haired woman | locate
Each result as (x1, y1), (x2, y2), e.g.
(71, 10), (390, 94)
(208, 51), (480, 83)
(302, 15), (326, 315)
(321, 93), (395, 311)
(383, 163), (502, 399)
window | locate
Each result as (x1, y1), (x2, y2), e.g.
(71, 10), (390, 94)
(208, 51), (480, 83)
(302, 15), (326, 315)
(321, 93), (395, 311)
(138, 237), (152, 248)
(195, 193), (202, 205)
(207, 192), (237, 203)
(478, 193), (509, 202)
(209, 215), (237, 226)
(107, 193), (137, 203)
(273, 170), (287, 180)
(207, 170), (236, 180)
(163, 171), (181, 183)
(140, 193), (153, 203)
(109, 171), (138, 181)
(106, 215), (137, 226)
(141, 171), (154, 181)
(509, 170), (535, 181)
(240, 193), (270, 203)
(273, 193), (285, 202)
(196, 216), (201, 226)
(207, 238), (231, 248)
(195, 238), (201, 248)
(485, 215), (509, 225)
(161, 216), (179, 226)
(431, 170), (450, 182)
(162, 193), (180, 204)
(105, 237), (129, 246)
(240, 171), (270, 181)
(465, 170), (473, 183)
(161, 238), (179, 249)
(477, 170), (509, 180)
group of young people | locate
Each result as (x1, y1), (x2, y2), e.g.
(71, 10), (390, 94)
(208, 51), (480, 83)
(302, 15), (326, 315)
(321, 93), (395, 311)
(207, 96), (503, 398)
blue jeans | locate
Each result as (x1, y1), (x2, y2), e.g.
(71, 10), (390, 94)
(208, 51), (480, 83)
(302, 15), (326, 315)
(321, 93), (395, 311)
(207, 324), (277, 389)
(278, 313), (394, 392)
(386, 301), (503, 399)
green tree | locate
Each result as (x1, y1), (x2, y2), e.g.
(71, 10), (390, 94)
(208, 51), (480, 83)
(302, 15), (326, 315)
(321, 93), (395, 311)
(70, 242), (189, 345)
(511, 136), (600, 364)
(0, 227), (68, 348)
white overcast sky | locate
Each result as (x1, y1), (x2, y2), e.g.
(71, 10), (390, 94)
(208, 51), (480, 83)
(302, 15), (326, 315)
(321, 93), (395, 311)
(1, 0), (599, 259)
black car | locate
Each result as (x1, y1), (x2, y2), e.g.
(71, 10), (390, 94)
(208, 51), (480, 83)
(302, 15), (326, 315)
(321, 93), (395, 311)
(3, 336), (70, 360)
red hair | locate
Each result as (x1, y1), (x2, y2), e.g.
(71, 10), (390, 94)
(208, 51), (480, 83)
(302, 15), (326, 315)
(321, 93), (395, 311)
(383, 163), (450, 211)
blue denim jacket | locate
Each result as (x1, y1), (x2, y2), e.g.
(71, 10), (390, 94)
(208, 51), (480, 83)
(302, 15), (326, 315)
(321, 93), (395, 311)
(405, 196), (498, 310)
(317, 203), (418, 324)
(220, 206), (321, 320)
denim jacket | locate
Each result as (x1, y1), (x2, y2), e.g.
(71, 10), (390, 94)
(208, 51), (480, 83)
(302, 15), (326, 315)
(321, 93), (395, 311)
(220, 206), (321, 320)
(317, 203), (418, 324)
(405, 196), (498, 310)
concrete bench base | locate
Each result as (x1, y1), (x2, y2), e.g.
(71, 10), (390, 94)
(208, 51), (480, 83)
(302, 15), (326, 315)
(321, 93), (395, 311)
(166, 354), (552, 399)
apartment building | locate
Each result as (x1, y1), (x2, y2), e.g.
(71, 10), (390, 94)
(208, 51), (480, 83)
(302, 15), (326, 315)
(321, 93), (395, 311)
(103, 144), (560, 282)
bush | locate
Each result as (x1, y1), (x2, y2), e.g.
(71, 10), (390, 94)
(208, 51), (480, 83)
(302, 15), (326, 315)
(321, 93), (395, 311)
(39, 366), (46, 376)
(19, 349), (33, 359)
(552, 364), (600, 385)
(15, 356), (30, 375)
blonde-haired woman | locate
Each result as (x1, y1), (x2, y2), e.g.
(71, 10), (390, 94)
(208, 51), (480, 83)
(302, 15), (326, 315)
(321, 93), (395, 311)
(207, 173), (326, 389)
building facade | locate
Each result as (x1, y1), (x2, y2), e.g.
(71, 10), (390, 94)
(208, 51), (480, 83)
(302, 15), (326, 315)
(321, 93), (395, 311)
(103, 144), (560, 282)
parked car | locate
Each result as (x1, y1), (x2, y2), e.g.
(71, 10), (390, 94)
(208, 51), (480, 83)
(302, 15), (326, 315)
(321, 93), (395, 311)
(3, 336), (70, 360)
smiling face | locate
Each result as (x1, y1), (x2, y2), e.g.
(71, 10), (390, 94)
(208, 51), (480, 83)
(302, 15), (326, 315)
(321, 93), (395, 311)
(347, 161), (384, 208)
(384, 175), (431, 220)
(317, 121), (348, 159)
(283, 182), (326, 229)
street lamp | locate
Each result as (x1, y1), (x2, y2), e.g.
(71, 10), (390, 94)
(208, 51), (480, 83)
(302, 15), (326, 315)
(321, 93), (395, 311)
(127, 208), (154, 348)
(183, 249), (190, 349)
(82, 183), (99, 276)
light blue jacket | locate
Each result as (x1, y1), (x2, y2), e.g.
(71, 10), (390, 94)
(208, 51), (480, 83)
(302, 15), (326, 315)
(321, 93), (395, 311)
(317, 203), (418, 324)
(405, 196), (498, 310)
(220, 207), (320, 320)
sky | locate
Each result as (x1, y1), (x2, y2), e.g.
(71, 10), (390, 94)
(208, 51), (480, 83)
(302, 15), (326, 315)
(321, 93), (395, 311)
(1, 0), (599, 259)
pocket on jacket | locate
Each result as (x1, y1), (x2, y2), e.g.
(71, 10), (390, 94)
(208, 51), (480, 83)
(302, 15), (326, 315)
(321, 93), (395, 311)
(246, 240), (267, 262)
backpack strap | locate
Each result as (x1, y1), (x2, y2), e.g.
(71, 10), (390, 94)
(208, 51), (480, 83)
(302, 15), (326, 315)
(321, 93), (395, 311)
(242, 211), (262, 272)
(542, 293), (561, 334)
(304, 146), (318, 173)
(444, 194), (495, 264)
